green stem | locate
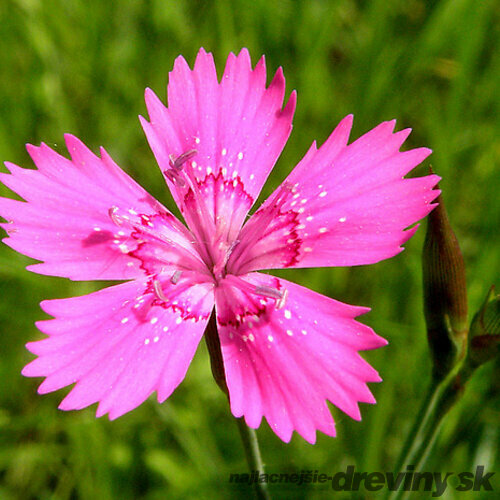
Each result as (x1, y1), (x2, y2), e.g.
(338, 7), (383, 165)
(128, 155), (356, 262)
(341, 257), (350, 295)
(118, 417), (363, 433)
(387, 368), (469, 500)
(236, 417), (271, 500)
(204, 314), (271, 499)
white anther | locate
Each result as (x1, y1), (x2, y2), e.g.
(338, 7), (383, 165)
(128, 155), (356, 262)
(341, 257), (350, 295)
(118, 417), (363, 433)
(153, 280), (167, 301)
(170, 270), (182, 284)
(275, 288), (289, 310)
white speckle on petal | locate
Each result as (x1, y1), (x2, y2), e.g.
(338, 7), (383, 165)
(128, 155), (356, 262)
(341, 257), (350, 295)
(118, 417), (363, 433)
(301, 329), (307, 335)
(176, 317), (182, 325)
(286, 329), (293, 336)
(319, 227), (328, 233)
(121, 317), (129, 324)
(319, 191), (327, 198)
(153, 336), (159, 343)
(221, 148), (227, 156)
(297, 224), (305, 230)
(206, 166), (212, 175)
(150, 317), (158, 324)
(237, 152), (244, 160)
(195, 137), (200, 144)
(250, 174), (255, 180)
(118, 244), (129, 253)
(222, 167), (227, 176)
(268, 335), (274, 342)
(163, 326), (169, 332)
(93, 227), (101, 231)
(301, 198), (307, 204)
(304, 247), (313, 252)
(284, 309), (292, 319)
(118, 231), (126, 236)
(248, 333), (255, 342)
(144, 338), (150, 345)
(298, 207), (305, 214)
(128, 209), (138, 215)
(306, 216), (314, 221)
(339, 216), (347, 223)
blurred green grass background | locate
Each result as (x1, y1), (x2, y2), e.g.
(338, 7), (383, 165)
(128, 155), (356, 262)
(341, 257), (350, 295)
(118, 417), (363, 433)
(0, 0), (498, 498)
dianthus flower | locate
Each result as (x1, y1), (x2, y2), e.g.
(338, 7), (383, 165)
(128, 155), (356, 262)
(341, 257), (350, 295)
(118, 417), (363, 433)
(0, 49), (439, 443)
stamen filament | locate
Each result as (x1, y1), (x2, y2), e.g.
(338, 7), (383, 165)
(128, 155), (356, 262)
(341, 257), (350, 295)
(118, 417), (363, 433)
(213, 239), (240, 279)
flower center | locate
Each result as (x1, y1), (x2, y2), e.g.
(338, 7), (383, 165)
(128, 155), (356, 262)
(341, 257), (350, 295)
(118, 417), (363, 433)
(105, 149), (288, 310)
(163, 149), (288, 307)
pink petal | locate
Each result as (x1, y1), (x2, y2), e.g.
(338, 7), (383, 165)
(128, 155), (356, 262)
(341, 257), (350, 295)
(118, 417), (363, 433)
(229, 116), (440, 273)
(23, 277), (214, 419)
(141, 48), (296, 238)
(0, 136), (194, 280)
(215, 273), (386, 443)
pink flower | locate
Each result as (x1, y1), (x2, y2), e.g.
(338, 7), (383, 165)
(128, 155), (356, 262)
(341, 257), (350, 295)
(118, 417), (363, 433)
(0, 48), (439, 443)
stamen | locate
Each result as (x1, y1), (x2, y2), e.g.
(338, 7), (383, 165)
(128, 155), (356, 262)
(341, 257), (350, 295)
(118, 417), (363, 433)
(254, 285), (285, 301)
(226, 239), (240, 258)
(163, 150), (197, 187)
(275, 288), (289, 310)
(164, 168), (186, 187)
(109, 206), (125, 226)
(153, 279), (168, 302)
(213, 240), (240, 279)
(170, 270), (182, 284)
(222, 240), (240, 271)
(225, 274), (288, 309)
(169, 149), (197, 171)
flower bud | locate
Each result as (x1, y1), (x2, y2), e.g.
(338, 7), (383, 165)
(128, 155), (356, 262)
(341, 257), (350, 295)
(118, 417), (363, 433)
(467, 286), (500, 369)
(422, 187), (468, 379)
